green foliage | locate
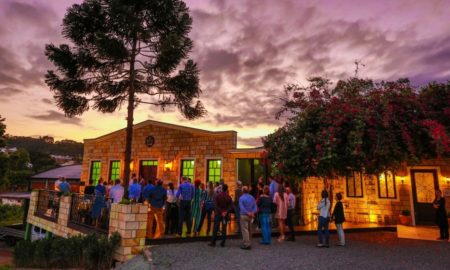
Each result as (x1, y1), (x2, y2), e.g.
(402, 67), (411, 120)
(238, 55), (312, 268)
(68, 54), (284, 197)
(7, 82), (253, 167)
(265, 77), (450, 179)
(6, 135), (83, 160)
(0, 204), (24, 227)
(0, 153), (8, 188)
(5, 148), (33, 188)
(29, 151), (58, 173)
(14, 232), (121, 269)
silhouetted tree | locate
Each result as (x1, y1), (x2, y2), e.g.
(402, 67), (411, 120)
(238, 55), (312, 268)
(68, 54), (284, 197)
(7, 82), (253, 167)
(45, 0), (205, 186)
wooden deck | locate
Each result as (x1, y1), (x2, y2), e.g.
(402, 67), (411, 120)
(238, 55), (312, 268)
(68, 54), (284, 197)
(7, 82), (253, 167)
(397, 225), (449, 242)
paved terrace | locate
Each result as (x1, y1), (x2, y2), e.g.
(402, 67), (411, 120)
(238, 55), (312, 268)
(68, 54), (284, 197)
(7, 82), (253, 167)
(145, 232), (450, 270)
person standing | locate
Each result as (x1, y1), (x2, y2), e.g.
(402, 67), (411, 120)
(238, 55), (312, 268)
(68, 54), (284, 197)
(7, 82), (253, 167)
(239, 186), (257, 250)
(54, 176), (63, 192)
(258, 186), (272, 245)
(128, 180), (142, 203)
(198, 181), (215, 235)
(146, 179), (167, 239)
(286, 187), (296, 241)
(91, 181), (106, 226)
(269, 176), (279, 228)
(192, 180), (203, 235)
(234, 181), (243, 233)
(142, 181), (154, 203)
(176, 176), (195, 236)
(109, 179), (124, 203)
(331, 192), (346, 246)
(58, 177), (71, 195)
(433, 189), (449, 240)
(273, 185), (288, 242)
(317, 190), (331, 248)
(165, 182), (178, 235)
(209, 184), (233, 247)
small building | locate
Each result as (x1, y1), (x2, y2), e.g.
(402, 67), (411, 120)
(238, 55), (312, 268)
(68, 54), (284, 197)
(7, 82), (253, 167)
(81, 120), (264, 195)
(31, 165), (82, 192)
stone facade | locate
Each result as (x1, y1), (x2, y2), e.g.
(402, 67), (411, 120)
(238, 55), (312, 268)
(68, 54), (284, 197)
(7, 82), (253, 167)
(81, 120), (263, 197)
(301, 162), (450, 226)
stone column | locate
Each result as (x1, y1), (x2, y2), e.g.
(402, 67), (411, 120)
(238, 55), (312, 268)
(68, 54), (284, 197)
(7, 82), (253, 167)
(109, 203), (148, 262)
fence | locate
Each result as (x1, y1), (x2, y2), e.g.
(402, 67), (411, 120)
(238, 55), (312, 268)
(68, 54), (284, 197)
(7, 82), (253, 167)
(34, 190), (60, 222)
(68, 193), (112, 234)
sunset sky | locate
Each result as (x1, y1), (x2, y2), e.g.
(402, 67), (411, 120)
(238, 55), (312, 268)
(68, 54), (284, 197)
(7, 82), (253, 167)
(1, 0), (450, 147)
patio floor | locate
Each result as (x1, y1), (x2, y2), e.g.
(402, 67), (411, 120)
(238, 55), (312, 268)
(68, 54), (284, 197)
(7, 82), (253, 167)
(397, 224), (449, 242)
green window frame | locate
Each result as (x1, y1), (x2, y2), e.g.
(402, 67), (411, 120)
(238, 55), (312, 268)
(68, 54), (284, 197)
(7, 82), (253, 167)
(207, 159), (222, 183)
(90, 161), (101, 186)
(141, 160), (158, 166)
(181, 160), (195, 180)
(109, 161), (120, 181)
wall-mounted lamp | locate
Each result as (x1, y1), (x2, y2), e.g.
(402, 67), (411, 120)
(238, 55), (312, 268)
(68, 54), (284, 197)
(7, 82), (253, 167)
(129, 160), (134, 171)
(400, 177), (405, 185)
(164, 161), (173, 171)
(446, 177), (450, 186)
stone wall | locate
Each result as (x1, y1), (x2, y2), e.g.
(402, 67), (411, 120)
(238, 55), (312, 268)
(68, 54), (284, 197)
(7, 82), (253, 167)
(27, 190), (148, 262)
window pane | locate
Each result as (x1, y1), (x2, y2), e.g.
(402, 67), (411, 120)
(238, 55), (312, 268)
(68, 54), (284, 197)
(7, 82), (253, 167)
(110, 161), (120, 181)
(378, 171), (396, 199)
(207, 159), (221, 183)
(90, 161), (101, 186)
(181, 160), (195, 179)
(346, 172), (363, 197)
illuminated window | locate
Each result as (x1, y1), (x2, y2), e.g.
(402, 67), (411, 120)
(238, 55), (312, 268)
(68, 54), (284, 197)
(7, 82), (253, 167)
(109, 161), (120, 181)
(141, 160), (158, 166)
(346, 172), (364, 198)
(90, 161), (101, 186)
(207, 159), (222, 183)
(378, 171), (397, 199)
(181, 160), (195, 180)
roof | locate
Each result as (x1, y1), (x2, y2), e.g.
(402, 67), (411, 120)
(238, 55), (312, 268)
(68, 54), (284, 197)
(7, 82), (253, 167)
(0, 192), (30, 200)
(31, 165), (82, 180)
(228, 147), (265, 154)
(84, 119), (237, 142)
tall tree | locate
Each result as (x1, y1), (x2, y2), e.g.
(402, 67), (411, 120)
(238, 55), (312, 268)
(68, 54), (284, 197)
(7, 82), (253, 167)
(45, 0), (205, 186)
(0, 115), (8, 188)
(0, 115), (6, 148)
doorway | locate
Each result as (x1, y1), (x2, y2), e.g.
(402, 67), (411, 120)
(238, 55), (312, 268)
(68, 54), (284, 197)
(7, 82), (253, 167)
(140, 160), (158, 184)
(410, 169), (439, 225)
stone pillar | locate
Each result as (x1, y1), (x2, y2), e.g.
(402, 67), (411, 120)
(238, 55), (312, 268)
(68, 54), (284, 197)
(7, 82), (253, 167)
(109, 203), (148, 262)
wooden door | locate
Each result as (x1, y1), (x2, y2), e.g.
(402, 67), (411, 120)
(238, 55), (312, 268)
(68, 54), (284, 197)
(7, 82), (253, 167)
(139, 161), (158, 184)
(410, 169), (439, 225)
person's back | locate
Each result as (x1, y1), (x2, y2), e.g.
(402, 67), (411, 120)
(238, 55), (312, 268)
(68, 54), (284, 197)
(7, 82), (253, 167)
(129, 183), (142, 201)
(215, 190), (232, 215)
(59, 181), (70, 194)
(149, 185), (167, 208)
(54, 178), (62, 192)
(269, 180), (279, 199)
(142, 183), (154, 201)
(110, 181), (124, 203)
(258, 195), (272, 214)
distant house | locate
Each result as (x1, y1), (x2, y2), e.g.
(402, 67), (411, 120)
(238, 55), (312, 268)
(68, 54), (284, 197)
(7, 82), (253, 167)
(30, 164), (82, 192)
(0, 147), (17, 155)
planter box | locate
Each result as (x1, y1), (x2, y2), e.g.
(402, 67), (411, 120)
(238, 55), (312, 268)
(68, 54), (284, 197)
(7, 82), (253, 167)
(398, 215), (412, 226)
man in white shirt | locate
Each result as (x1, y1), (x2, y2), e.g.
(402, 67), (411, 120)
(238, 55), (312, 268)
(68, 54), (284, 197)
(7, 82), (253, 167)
(109, 179), (124, 203)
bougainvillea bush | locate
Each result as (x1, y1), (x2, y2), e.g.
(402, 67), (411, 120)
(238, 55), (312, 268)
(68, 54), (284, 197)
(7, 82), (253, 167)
(264, 77), (450, 179)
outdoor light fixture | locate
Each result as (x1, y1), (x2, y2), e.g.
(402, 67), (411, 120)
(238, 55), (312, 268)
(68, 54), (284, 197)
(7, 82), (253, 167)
(400, 177), (405, 185)
(129, 160), (134, 171)
(164, 161), (173, 171)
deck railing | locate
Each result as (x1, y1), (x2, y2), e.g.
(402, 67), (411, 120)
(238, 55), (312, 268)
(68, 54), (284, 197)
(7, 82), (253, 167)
(68, 193), (112, 234)
(35, 190), (60, 222)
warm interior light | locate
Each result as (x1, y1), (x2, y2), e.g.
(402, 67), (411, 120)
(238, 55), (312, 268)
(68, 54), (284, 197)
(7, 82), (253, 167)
(129, 160), (134, 171)
(164, 161), (173, 171)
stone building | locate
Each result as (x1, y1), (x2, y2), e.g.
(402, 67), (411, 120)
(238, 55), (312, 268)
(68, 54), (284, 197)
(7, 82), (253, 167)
(81, 120), (264, 197)
(81, 120), (450, 226)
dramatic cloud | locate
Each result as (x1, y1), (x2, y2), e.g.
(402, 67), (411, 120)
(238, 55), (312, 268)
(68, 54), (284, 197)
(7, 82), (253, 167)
(28, 110), (82, 126)
(1, 0), (449, 146)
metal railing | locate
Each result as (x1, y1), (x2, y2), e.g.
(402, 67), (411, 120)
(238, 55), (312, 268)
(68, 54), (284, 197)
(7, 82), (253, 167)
(68, 193), (111, 234)
(35, 190), (60, 222)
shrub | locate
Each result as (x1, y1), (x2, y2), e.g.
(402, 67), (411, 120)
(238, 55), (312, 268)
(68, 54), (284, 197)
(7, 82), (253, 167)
(0, 204), (24, 226)
(13, 232), (121, 269)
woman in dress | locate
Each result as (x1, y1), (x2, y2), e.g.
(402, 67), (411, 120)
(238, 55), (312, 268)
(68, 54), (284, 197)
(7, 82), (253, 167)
(91, 181), (107, 227)
(273, 185), (288, 242)
(433, 189), (449, 240)
(191, 179), (203, 235)
(258, 185), (272, 244)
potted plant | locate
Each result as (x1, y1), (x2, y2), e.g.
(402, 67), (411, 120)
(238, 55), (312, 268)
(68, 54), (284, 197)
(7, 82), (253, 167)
(398, 210), (412, 226)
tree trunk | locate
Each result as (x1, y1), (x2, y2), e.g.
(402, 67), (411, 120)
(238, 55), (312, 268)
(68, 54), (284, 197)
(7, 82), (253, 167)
(123, 35), (138, 191)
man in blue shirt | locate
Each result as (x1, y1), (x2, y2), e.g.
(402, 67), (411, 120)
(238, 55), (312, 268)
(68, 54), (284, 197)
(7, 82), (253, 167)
(176, 176), (194, 235)
(142, 181), (154, 202)
(59, 177), (70, 195)
(128, 181), (142, 202)
(239, 186), (257, 250)
(146, 179), (167, 239)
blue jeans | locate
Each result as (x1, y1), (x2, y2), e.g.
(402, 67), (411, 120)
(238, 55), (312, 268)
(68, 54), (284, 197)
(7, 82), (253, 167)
(260, 213), (271, 244)
(318, 216), (330, 244)
(211, 214), (228, 245)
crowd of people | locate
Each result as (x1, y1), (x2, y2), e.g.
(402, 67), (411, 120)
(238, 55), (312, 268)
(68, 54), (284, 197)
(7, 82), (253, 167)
(52, 174), (449, 247)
